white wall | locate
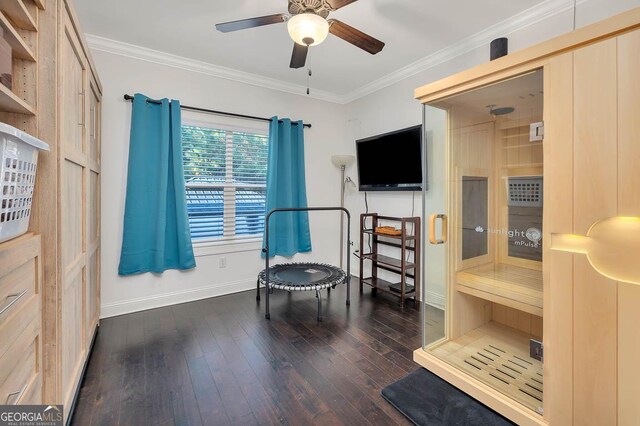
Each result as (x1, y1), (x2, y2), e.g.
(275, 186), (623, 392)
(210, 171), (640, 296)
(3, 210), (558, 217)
(341, 0), (640, 308)
(97, 0), (639, 317)
(95, 50), (348, 318)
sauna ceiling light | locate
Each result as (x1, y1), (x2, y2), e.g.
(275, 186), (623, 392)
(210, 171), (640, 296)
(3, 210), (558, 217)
(490, 106), (515, 116)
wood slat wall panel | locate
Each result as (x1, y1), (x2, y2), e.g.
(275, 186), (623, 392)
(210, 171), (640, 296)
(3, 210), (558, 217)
(616, 29), (640, 426)
(572, 38), (618, 426)
(543, 52), (574, 426)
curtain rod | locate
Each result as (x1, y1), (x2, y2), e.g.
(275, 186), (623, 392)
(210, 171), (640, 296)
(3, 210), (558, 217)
(123, 94), (311, 128)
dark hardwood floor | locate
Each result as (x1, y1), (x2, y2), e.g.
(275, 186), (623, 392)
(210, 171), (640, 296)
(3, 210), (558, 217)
(71, 280), (441, 425)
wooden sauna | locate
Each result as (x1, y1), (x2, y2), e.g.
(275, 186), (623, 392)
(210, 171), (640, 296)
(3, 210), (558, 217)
(415, 8), (640, 426)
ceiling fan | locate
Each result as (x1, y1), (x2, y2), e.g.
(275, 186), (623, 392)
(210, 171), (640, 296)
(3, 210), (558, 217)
(215, 0), (385, 69)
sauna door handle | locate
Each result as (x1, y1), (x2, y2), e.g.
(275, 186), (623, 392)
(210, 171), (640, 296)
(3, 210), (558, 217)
(0, 289), (27, 316)
(429, 214), (448, 245)
(6, 384), (27, 405)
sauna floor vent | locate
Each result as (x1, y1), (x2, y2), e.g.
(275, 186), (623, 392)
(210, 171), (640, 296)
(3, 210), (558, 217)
(459, 343), (544, 413)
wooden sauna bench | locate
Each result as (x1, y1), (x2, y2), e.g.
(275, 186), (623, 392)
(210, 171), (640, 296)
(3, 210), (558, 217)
(430, 322), (544, 413)
(456, 263), (543, 316)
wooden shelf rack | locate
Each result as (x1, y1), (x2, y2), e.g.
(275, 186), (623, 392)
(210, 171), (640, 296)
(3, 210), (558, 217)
(359, 213), (420, 307)
(0, 0), (38, 115)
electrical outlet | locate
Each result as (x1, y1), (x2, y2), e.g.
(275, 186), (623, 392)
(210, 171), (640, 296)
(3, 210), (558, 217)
(219, 257), (227, 268)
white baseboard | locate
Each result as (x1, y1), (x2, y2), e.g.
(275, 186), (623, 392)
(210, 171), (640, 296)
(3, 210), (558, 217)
(100, 277), (446, 318)
(100, 279), (256, 318)
(423, 290), (446, 311)
(351, 273), (446, 311)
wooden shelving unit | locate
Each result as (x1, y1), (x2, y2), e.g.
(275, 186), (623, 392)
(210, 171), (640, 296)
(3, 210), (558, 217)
(0, 83), (35, 114)
(0, 11), (36, 61)
(0, 0), (42, 408)
(0, 0), (36, 30)
(0, 0), (39, 116)
(359, 213), (420, 307)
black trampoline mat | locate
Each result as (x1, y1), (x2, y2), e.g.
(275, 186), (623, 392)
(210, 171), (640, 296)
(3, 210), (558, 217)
(381, 368), (516, 426)
(263, 263), (344, 287)
(273, 268), (327, 283)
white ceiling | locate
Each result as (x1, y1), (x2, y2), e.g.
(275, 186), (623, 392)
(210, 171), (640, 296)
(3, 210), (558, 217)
(76, 0), (546, 97)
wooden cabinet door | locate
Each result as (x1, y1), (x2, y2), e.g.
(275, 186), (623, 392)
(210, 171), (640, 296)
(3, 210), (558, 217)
(85, 76), (100, 343)
(59, 8), (87, 414)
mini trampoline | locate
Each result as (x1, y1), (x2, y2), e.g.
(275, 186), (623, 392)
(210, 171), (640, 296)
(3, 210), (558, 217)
(257, 207), (351, 321)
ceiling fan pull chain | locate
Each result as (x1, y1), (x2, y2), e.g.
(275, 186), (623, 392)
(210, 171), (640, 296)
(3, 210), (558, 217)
(307, 69), (312, 95)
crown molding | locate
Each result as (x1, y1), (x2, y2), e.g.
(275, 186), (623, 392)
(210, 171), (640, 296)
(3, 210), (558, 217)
(87, 0), (585, 105)
(85, 34), (345, 104)
(341, 0), (586, 103)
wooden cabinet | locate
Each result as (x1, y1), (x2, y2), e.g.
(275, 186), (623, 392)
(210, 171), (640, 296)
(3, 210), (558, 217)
(414, 8), (640, 426)
(55, 1), (102, 417)
(86, 75), (100, 347)
(0, 234), (43, 405)
(59, 5), (88, 411)
(0, 0), (101, 420)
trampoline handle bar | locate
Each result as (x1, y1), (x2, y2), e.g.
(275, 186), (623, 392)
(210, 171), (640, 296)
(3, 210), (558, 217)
(263, 207), (351, 259)
(263, 207), (352, 317)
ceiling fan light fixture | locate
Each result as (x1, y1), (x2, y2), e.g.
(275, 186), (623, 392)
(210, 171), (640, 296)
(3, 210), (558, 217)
(287, 13), (329, 46)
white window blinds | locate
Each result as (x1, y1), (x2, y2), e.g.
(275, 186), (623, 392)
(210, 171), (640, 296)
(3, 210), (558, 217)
(182, 124), (268, 242)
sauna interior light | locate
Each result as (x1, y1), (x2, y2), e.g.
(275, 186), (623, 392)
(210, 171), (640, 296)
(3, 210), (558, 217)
(287, 13), (329, 47)
(551, 216), (640, 285)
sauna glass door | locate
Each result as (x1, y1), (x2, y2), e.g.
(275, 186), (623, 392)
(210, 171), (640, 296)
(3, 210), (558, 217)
(422, 104), (448, 346)
(421, 70), (545, 415)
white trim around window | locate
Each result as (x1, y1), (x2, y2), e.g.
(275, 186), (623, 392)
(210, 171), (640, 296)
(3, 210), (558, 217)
(182, 111), (269, 248)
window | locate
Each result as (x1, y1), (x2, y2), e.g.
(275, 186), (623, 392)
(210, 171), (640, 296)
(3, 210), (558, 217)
(182, 123), (268, 242)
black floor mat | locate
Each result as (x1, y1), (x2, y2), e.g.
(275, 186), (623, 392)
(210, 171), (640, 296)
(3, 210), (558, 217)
(381, 368), (516, 426)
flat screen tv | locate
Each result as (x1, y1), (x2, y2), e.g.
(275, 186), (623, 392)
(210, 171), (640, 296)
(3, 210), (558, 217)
(356, 125), (423, 191)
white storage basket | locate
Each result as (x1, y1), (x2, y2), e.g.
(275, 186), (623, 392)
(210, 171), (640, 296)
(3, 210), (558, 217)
(0, 123), (49, 243)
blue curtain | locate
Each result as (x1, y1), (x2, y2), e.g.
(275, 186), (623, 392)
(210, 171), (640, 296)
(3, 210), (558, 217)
(262, 117), (311, 257)
(118, 94), (196, 275)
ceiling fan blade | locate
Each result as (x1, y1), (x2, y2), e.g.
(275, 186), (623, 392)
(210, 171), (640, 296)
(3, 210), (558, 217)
(328, 19), (385, 54)
(290, 43), (308, 69)
(215, 14), (288, 33)
(325, 0), (359, 10)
